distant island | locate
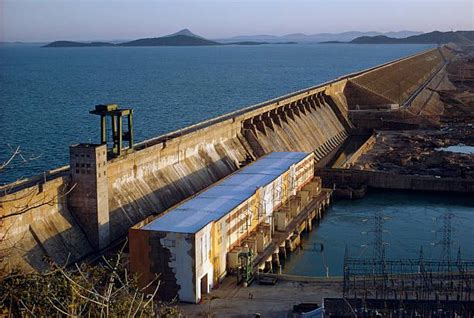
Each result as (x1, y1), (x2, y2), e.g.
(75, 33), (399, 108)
(217, 30), (422, 43)
(42, 29), (474, 47)
(322, 31), (474, 44)
(44, 29), (296, 47)
(44, 41), (115, 48)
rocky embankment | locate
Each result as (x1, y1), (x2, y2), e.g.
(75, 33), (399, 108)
(352, 52), (474, 179)
(353, 128), (474, 178)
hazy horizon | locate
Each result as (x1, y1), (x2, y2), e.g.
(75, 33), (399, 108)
(1, 0), (473, 42)
(0, 29), (434, 43)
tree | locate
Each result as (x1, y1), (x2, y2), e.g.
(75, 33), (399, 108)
(0, 241), (181, 317)
(0, 146), (76, 276)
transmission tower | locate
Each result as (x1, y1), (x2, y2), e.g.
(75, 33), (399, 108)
(372, 208), (385, 261)
(457, 246), (462, 264)
(439, 210), (455, 263)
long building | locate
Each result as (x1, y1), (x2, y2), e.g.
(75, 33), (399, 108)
(129, 152), (319, 303)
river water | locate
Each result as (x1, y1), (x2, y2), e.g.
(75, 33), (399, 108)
(282, 190), (474, 277)
(0, 43), (434, 184)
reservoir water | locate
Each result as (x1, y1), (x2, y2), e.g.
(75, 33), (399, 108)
(0, 43), (434, 183)
(282, 190), (474, 277)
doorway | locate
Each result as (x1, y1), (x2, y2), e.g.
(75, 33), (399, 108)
(200, 273), (209, 296)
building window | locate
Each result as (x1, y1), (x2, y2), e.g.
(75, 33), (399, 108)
(86, 163), (91, 168)
(75, 169), (79, 174)
(200, 237), (204, 265)
(204, 236), (208, 262)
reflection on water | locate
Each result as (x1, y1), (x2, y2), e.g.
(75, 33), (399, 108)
(436, 144), (474, 155)
(282, 190), (474, 277)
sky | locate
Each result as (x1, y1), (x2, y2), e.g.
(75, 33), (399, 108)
(1, 0), (473, 42)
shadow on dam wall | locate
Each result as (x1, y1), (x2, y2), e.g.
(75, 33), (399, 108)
(0, 175), (94, 273)
(242, 93), (349, 156)
(0, 47), (451, 271)
(107, 156), (243, 240)
(21, 157), (237, 272)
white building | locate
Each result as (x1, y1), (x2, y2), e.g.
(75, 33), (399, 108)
(129, 152), (316, 303)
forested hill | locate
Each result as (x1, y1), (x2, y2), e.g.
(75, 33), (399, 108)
(44, 29), (295, 47)
(350, 31), (474, 44)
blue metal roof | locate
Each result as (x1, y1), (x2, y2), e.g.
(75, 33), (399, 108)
(142, 152), (308, 233)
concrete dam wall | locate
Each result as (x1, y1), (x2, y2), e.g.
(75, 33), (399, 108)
(345, 47), (452, 128)
(345, 48), (446, 108)
(0, 47), (449, 272)
(0, 172), (93, 272)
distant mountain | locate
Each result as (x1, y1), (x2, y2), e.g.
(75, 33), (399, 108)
(47, 29), (461, 48)
(218, 31), (422, 43)
(164, 28), (205, 39)
(44, 41), (114, 47)
(224, 41), (296, 46)
(219, 34), (281, 42)
(44, 29), (297, 47)
(350, 31), (474, 44)
(119, 34), (219, 46)
(384, 31), (423, 38)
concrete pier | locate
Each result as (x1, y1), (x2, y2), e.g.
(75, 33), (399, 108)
(253, 189), (332, 270)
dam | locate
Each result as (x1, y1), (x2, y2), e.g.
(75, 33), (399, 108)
(1, 44), (473, 305)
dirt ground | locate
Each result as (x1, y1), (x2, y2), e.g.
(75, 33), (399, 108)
(180, 276), (341, 317)
(352, 126), (474, 178)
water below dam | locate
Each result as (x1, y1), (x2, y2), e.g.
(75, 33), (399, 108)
(436, 144), (474, 155)
(0, 43), (434, 184)
(282, 190), (474, 277)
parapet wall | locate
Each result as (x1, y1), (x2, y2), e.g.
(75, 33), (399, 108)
(0, 47), (449, 271)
